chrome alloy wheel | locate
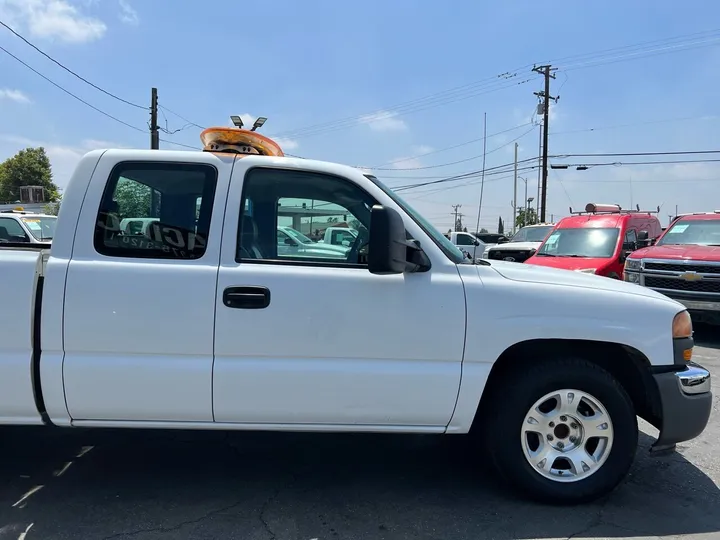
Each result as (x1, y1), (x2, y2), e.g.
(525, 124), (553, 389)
(521, 389), (614, 483)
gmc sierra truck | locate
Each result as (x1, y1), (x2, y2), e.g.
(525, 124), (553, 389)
(0, 143), (712, 504)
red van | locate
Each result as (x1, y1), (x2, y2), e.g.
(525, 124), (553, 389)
(525, 203), (663, 278)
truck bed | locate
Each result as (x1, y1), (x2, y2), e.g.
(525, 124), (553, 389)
(0, 248), (48, 424)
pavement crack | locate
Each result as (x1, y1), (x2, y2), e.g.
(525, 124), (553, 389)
(99, 500), (245, 540)
(566, 494), (610, 540)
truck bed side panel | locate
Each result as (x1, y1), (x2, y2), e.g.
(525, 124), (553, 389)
(0, 250), (44, 424)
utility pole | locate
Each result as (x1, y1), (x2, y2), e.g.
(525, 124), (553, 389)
(513, 142), (518, 235)
(150, 87), (159, 150)
(533, 65), (558, 223)
(451, 204), (463, 232)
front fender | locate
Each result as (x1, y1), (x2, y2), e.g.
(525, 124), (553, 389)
(446, 264), (681, 433)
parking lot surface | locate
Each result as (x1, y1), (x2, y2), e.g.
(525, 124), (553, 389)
(0, 328), (718, 540)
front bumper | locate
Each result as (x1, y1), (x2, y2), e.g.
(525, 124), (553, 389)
(652, 362), (712, 448)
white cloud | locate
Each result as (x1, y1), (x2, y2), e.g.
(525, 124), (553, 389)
(0, 0), (106, 43)
(412, 145), (434, 155)
(388, 157), (423, 170)
(0, 134), (125, 189)
(117, 0), (138, 25)
(359, 110), (407, 132)
(273, 137), (299, 151)
(0, 88), (31, 103)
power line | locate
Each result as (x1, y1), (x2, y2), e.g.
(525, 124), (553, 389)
(370, 122), (533, 168)
(0, 44), (146, 134)
(271, 77), (533, 140)
(270, 29), (720, 141)
(0, 19), (146, 110)
(369, 126), (537, 172)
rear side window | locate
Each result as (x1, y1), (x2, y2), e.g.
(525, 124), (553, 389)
(94, 162), (218, 260)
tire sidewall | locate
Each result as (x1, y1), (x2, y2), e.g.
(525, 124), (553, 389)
(494, 361), (638, 503)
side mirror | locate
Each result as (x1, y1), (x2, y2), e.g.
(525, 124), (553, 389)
(341, 240), (351, 247)
(368, 205), (431, 274)
(284, 237), (297, 246)
(638, 230), (649, 241)
(620, 249), (632, 263)
(368, 205), (408, 275)
(473, 240), (480, 246)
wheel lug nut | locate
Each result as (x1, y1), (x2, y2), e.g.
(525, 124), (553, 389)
(571, 423), (578, 429)
(547, 434), (554, 441)
(569, 436), (577, 443)
(557, 442), (564, 449)
(549, 422), (555, 427)
(560, 416), (567, 422)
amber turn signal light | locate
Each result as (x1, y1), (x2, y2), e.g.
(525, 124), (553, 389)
(672, 310), (693, 339)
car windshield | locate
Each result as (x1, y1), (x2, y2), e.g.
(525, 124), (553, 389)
(537, 227), (620, 258)
(20, 216), (57, 241)
(284, 228), (315, 244)
(365, 176), (466, 263)
(511, 225), (554, 242)
(657, 218), (720, 246)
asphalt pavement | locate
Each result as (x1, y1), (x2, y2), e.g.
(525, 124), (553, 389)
(1, 328), (718, 540)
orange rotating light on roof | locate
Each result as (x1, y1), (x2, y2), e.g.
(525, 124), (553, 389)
(201, 115), (284, 157)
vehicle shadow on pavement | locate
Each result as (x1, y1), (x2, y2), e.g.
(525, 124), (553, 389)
(0, 427), (717, 539)
(695, 323), (720, 350)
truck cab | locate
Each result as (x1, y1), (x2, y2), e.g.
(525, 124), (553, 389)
(624, 211), (720, 324)
(0, 209), (57, 244)
(444, 230), (486, 260)
(484, 223), (556, 263)
(525, 203), (663, 278)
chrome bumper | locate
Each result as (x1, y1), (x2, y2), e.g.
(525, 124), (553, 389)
(676, 363), (712, 395)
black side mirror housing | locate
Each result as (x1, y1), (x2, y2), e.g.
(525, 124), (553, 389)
(284, 237), (297, 246)
(638, 230), (649, 241)
(368, 205), (430, 274)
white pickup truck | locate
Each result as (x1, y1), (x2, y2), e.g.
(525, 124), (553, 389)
(0, 147), (712, 504)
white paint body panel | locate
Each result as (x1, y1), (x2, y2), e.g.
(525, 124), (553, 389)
(213, 158), (466, 426)
(0, 150), (688, 433)
(0, 250), (44, 424)
(60, 150), (234, 422)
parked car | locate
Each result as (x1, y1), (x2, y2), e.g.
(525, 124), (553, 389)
(0, 209), (57, 244)
(624, 210), (720, 324)
(0, 143), (710, 505)
(277, 225), (350, 258)
(483, 223), (556, 262)
(525, 203), (663, 278)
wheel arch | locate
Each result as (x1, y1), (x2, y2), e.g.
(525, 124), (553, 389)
(471, 338), (662, 433)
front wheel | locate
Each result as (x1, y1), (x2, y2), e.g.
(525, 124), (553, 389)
(483, 357), (638, 504)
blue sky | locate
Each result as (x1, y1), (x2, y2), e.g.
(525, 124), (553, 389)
(0, 0), (718, 231)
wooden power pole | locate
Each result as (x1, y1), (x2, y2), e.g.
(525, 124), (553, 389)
(532, 65), (558, 223)
(150, 87), (159, 150)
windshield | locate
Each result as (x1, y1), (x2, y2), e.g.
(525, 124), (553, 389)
(512, 225), (555, 243)
(537, 227), (620, 258)
(657, 218), (720, 246)
(21, 216), (57, 241)
(283, 228), (315, 244)
(366, 176), (466, 263)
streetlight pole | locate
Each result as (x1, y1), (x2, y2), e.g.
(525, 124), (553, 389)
(513, 143), (518, 235)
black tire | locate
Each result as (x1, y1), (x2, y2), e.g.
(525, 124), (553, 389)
(482, 357), (638, 504)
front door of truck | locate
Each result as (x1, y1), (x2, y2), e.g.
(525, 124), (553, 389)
(213, 165), (466, 428)
(63, 156), (232, 422)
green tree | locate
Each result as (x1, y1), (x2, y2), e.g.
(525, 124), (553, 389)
(43, 196), (62, 216)
(515, 208), (538, 229)
(114, 178), (151, 218)
(497, 216), (504, 234)
(0, 147), (59, 202)
(479, 227), (489, 233)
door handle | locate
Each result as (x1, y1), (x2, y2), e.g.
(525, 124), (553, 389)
(223, 286), (271, 309)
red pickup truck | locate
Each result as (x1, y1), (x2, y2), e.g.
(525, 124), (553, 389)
(623, 212), (720, 324)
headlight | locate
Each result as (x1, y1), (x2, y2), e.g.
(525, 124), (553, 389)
(575, 268), (597, 274)
(624, 258), (641, 272)
(672, 310), (693, 339)
(482, 250), (489, 259)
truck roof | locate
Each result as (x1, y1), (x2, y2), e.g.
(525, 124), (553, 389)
(673, 212), (720, 222)
(555, 214), (626, 229)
